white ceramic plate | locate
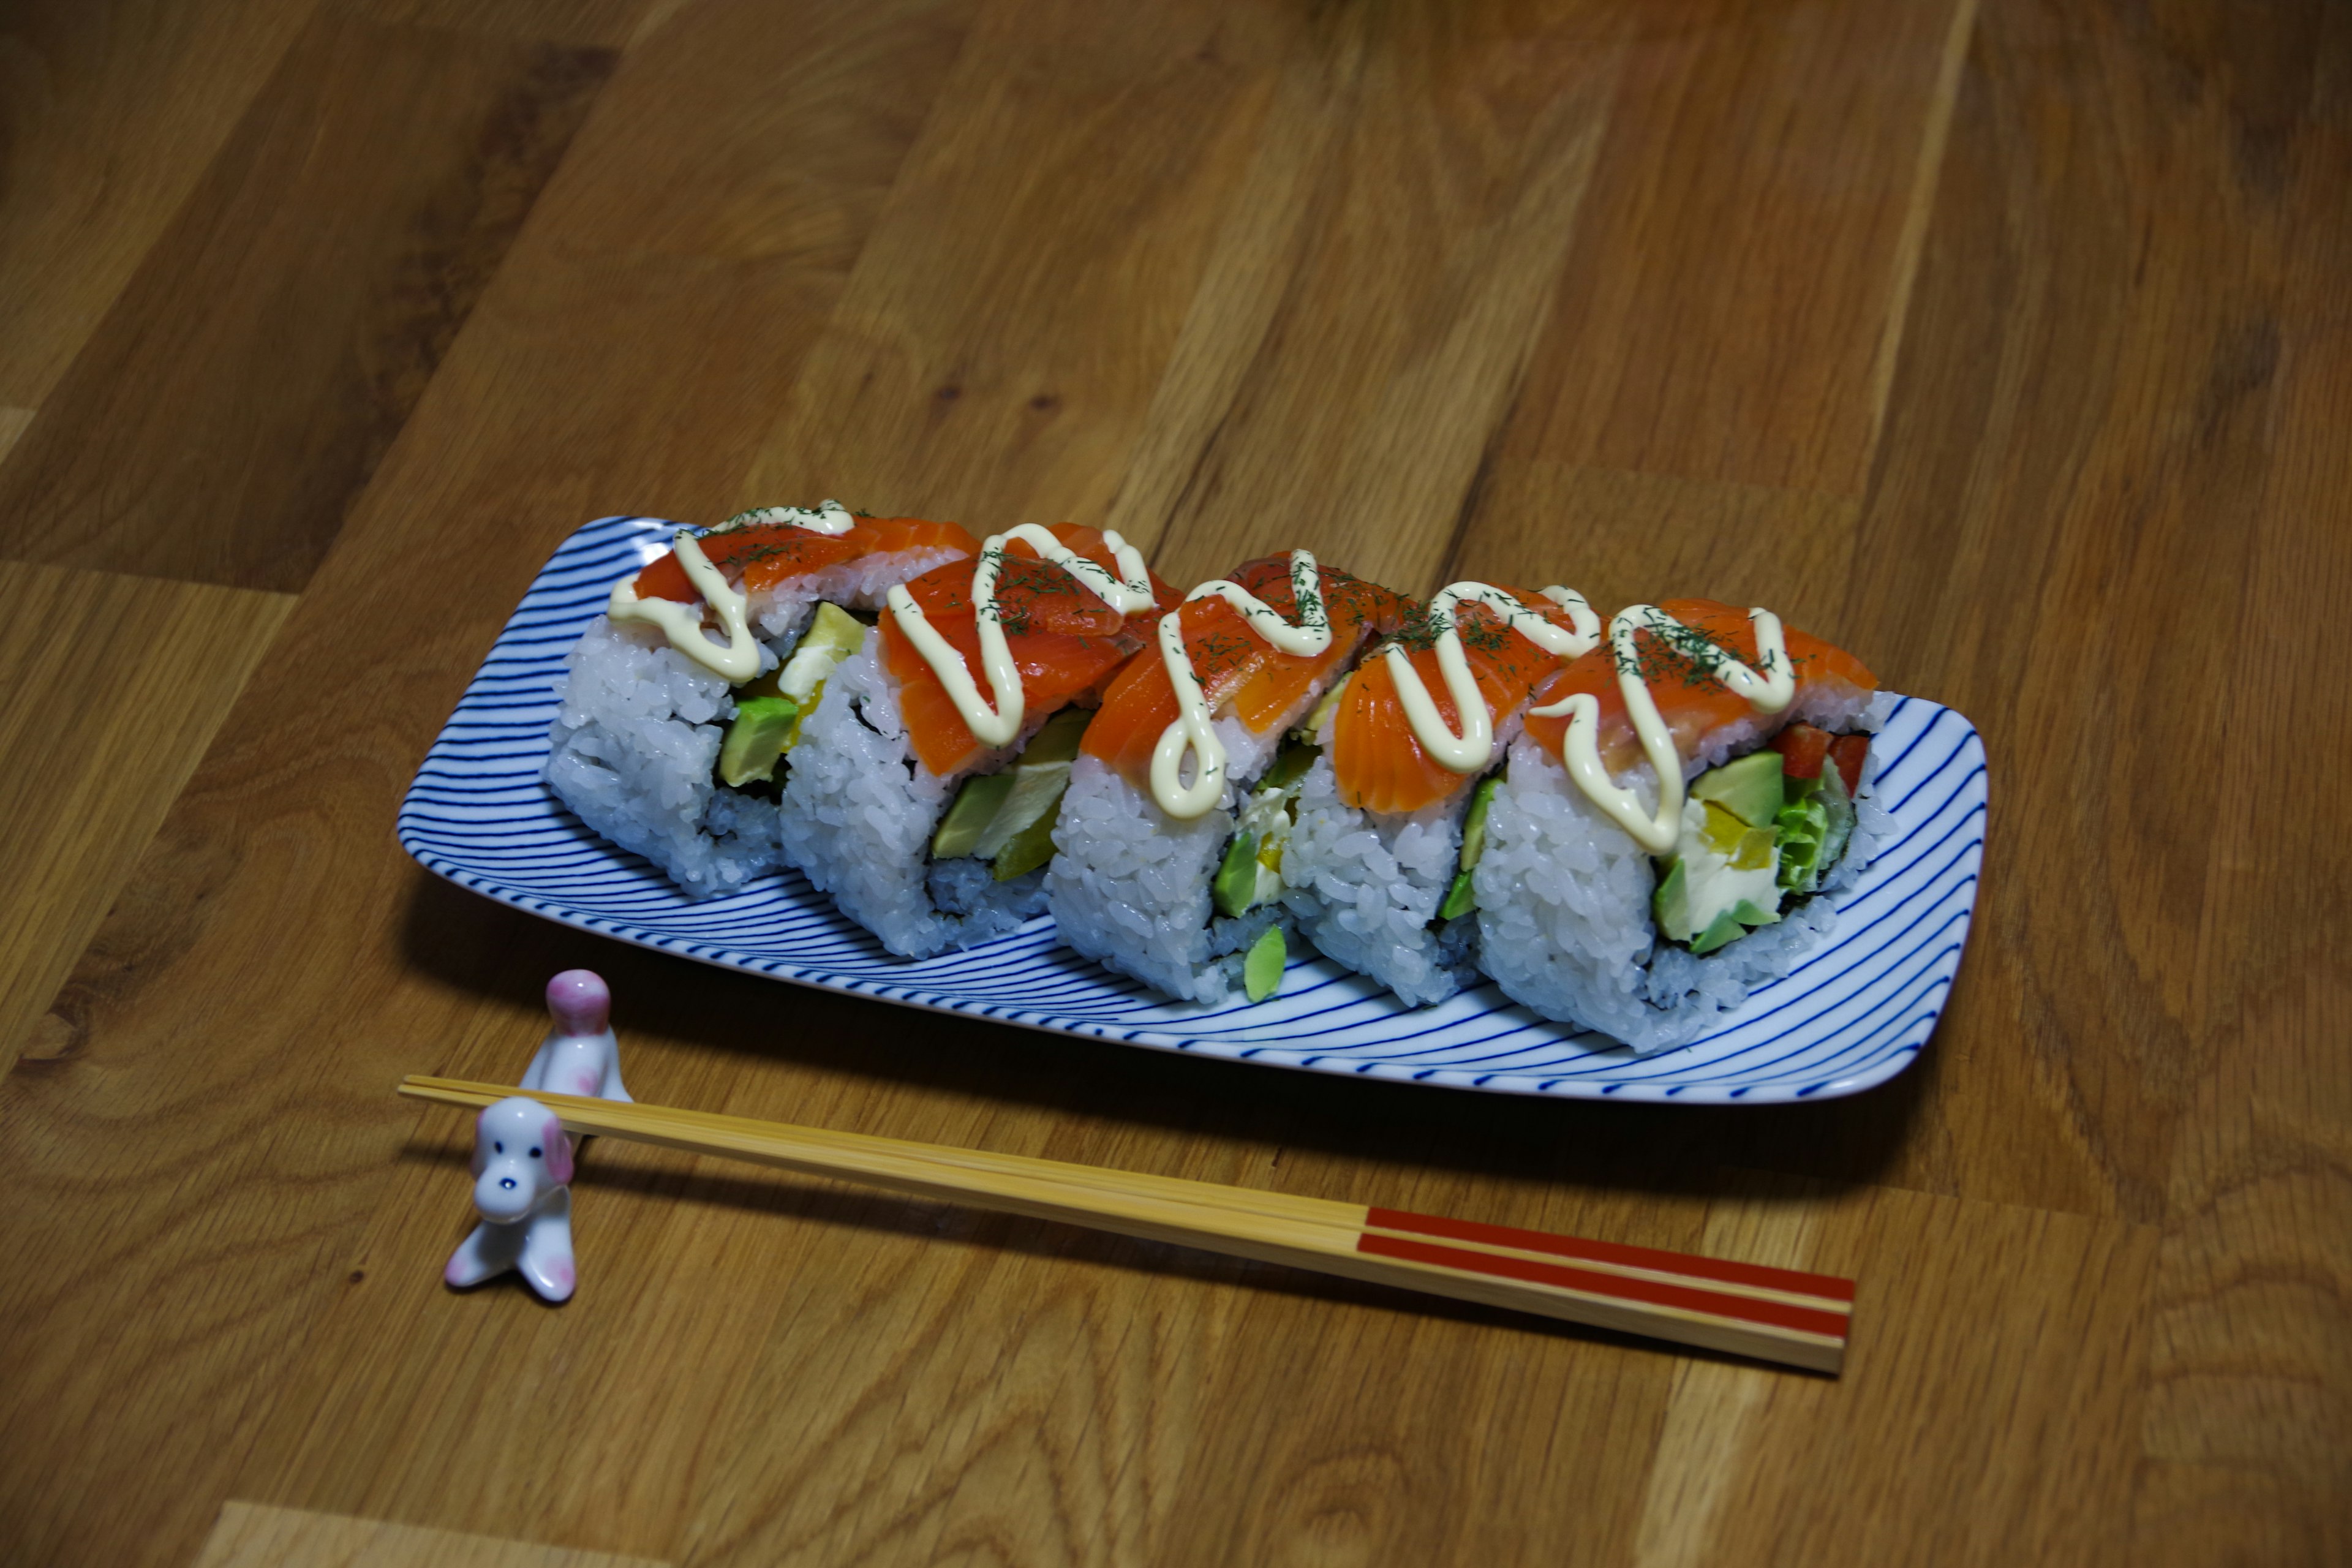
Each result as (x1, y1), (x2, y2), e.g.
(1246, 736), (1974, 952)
(399, 516), (1987, 1104)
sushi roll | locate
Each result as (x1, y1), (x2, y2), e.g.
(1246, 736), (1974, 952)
(780, 524), (1179, 957)
(1280, 582), (1601, 1006)
(546, 503), (978, 896)
(1477, 598), (1891, 1050)
(1045, 554), (1413, 1003)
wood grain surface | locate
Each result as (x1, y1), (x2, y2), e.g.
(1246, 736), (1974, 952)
(0, 1), (2344, 1565)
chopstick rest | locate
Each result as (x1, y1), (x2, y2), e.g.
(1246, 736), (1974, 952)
(440, 970), (631, 1302)
(404, 1071), (1852, 1370)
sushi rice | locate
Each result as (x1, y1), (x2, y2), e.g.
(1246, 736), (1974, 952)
(1046, 717), (1287, 1004)
(1277, 721), (1483, 1008)
(778, 643), (1052, 957)
(545, 516), (1909, 1041)
(543, 522), (968, 899)
(1476, 689), (1893, 1052)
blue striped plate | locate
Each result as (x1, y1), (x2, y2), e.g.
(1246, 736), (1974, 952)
(399, 517), (1986, 1105)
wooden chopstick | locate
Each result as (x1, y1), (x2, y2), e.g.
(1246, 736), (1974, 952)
(401, 1075), (1852, 1371)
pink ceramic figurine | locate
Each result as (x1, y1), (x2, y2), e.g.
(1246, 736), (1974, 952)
(444, 970), (629, 1302)
(444, 1096), (579, 1302)
(522, 969), (631, 1102)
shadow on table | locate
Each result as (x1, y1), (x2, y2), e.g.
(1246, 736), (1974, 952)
(398, 867), (1939, 1212)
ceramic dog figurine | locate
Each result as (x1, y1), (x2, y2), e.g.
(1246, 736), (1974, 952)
(444, 1096), (578, 1302)
(522, 969), (630, 1102)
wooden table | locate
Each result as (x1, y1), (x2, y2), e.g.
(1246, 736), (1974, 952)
(1, 2), (2343, 1564)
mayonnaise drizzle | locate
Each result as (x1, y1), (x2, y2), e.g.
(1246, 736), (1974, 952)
(885, 525), (1156, 751)
(608, 530), (762, 682)
(1383, 583), (1602, 775)
(1531, 604), (1795, 854)
(718, 497), (854, 536)
(1149, 551), (1332, 819)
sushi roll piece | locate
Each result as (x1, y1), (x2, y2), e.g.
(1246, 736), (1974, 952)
(546, 502), (979, 897)
(780, 524), (1180, 957)
(1479, 598), (1891, 1050)
(1045, 554), (1413, 1003)
(1280, 582), (1601, 1006)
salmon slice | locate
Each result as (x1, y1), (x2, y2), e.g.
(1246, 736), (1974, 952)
(878, 524), (1180, 778)
(633, 515), (981, 603)
(1083, 557), (1413, 786)
(1330, 587), (1587, 816)
(1522, 598), (1879, 778)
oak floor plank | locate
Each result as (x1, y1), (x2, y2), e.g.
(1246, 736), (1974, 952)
(0, 564), (295, 1077)
(194, 1501), (669, 1568)
(1626, 1187), (1826, 1568)
(738, 0), (1287, 540)
(1675, 1174), (2155, 1568)
(1834, 0), (2337, 1226)
(1122, 0), (1623, 594)
(0, 13), (613, 592)
(2136, 13), (2352, 1553)
(0, 405), (32, 470)
(0, 0), (319, 410)
(0, 3), (972, 1564)
(1446, 0), (1974, 645)
(1496, 0), (1976, 503)
(339, 0), (656, 48)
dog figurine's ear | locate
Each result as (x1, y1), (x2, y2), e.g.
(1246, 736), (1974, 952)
(470, 1107), (494, 1177)
(541, 1110), (575, 1186)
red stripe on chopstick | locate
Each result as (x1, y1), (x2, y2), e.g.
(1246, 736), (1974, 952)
(1357, 1232), (1850, 1340)
(1366, 1207), (1853, 1303)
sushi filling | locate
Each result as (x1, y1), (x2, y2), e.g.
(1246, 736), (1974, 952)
(1210, 739), (1317, 921)
(714, 602), (870, 793)
(1650, 725), (1868, 956)
(1205, 737), (1321, 1003)
(929, 707), (1093, 886)
(1434, 774), (1501, 922)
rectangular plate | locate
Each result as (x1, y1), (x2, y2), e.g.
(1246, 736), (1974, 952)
(399, 517), (1987, 1104)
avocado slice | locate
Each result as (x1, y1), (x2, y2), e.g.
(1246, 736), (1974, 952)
(1016, 706), (1091, 766)
(1433, 774), (1502, 922)
(1688, 907), (1747, 956)
(1691, 751), (1785, 829)
(717, 695), (801, 786)
(1298, 677), (1349, 742)
(989, 793), (1065, 881)
(970, 709), (1091, 861)
(932, 772), (1016, 859)
(1459, 774), (1499, 869)
(1242, 924), (1286, 1002)
(776, 601), (865, 703)
(1259, 737), (1320, 793)
(931, 709), (1093, 869)
(1652, 858), (1692, 942)
(1213, 831), (1261, 918)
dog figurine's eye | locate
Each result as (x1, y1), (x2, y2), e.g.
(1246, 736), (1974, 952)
(494, 1141), (505, 1154)
(529, 1147), (542, 1158)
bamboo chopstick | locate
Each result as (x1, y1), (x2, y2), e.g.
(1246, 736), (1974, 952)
(401, 1075), (1852, 1371)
